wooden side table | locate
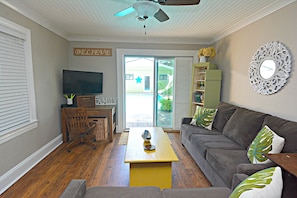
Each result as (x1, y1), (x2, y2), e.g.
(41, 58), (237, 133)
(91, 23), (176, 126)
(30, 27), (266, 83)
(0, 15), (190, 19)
(267, 153), (297, 177)
(266, 153), (297, 197)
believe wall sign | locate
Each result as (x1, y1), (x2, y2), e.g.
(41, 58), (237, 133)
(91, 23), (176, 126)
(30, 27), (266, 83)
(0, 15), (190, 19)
(73, 48), (112, 56)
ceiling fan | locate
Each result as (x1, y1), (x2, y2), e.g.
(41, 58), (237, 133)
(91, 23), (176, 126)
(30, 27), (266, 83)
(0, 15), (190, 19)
(114, 0), (201, 22)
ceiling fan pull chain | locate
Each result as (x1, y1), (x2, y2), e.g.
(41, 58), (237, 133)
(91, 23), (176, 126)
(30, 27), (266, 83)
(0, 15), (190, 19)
(144, 25), (147, 35)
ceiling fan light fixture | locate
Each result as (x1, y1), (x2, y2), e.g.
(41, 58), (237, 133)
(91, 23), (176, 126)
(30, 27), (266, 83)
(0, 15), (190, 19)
(136, 16), (148, 21)
(133, 1), (159, 18)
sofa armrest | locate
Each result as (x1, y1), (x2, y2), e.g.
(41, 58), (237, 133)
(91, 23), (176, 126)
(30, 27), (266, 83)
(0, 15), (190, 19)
(181, 117), (192, 124)
(231, 174), (249, 190)
(60, 179), (86, 198)
(236, 162), (275, 176)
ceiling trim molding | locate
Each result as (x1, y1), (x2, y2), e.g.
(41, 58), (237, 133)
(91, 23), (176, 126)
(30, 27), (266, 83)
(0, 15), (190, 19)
(211, 0), (296, 43)
(1, 0), (296, 44)
(68, 35), (211, 45)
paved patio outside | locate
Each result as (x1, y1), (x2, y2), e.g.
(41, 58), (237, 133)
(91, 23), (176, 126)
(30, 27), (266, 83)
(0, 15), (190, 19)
(126, 93), (172, 128)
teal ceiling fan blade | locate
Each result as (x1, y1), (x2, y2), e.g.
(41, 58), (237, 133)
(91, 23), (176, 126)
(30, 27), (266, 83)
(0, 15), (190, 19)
(114, 7), (135, 17)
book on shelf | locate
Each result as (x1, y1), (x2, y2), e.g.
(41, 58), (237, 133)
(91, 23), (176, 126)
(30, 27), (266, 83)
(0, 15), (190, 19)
(193, 91), (204, 103)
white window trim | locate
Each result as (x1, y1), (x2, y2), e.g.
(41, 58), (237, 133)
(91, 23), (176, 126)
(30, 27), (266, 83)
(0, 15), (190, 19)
(0, 16), (37, 144)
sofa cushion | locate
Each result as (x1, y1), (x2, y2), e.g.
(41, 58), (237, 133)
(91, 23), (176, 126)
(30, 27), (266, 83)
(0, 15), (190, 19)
(247, 125), (285, 164)
(181, 124), (221, 142)
(236, 163), (275, 176)
(206, 149), (250, 187)
(190, 106), (218, 130)
(229, 166), (283, 198)
(212, 102), (237, 133)
(85, 186), (162, 198)
(223, 107), (268, 149)
(191, 134), (244, 158)
(262, 115), (297, 153)
(162, 187), (231, 198)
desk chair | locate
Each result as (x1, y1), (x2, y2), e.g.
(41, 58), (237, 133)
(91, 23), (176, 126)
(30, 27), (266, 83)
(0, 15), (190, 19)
(64, 108), (96, 152)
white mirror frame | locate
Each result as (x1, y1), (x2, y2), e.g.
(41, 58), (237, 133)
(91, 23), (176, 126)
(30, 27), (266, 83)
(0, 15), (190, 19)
(249, 41), (292, 95)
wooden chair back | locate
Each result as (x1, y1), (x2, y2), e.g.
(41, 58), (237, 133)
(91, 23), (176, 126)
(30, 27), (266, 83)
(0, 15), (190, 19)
(64, 108), (90, 138)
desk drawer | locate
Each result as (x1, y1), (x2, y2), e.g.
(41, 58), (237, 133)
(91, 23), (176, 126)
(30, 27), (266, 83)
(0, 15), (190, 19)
(87, 110), (100, 117)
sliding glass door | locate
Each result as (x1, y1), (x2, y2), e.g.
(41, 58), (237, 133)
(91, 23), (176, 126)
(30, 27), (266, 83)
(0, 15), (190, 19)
(125, 57), (154, 128)
(155, 58), (174, 128)
(124, 56), (175, 129)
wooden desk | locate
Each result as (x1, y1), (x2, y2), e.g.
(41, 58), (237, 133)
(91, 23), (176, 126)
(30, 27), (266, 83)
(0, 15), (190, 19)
(61, 105), (116, 142)
(266, 153), (297, 197)
(125, 127), (179, 189)
(267, 153), (297, 177)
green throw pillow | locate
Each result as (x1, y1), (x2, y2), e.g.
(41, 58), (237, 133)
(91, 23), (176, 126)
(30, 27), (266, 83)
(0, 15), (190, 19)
(247, 125), (285, 164)
(190, 106), (217, 130)
(229, 166), (283, 198)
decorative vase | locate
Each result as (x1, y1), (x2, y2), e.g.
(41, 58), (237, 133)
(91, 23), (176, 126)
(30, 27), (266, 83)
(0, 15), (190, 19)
(67, 98), (73, 105)
(200, 56), (206, 63)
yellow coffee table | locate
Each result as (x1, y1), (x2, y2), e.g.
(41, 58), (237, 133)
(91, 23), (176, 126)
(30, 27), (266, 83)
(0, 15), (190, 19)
(124, 127), (179, 189)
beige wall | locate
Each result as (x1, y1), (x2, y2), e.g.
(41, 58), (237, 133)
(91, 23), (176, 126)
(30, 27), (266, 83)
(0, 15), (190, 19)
(213, 2), (297, 122)
(68, 42), (203, 99)
(0, 4), (68, 175)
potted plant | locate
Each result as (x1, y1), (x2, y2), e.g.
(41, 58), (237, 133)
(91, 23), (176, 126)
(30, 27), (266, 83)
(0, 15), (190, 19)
(160, 98), (172, 112)
(64, 93), (75, 105)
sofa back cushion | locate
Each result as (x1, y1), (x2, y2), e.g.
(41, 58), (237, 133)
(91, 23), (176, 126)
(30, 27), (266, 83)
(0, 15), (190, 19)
(212, 102), (237, 133)
(262, 115), (297, 153)
(85, 186), (162, 198)
(223, 107), (268, 149)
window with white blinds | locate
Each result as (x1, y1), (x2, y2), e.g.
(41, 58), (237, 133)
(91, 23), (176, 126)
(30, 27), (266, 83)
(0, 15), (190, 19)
(0, 17), (37, 143)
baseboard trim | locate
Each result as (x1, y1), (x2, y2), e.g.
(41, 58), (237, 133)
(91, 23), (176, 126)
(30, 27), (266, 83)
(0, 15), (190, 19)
(0, 134), (63, 195)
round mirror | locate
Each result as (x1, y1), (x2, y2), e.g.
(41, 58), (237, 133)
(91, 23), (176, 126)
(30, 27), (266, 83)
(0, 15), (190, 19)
(260, 59), (276, 79)
(249, 41), (292, 95)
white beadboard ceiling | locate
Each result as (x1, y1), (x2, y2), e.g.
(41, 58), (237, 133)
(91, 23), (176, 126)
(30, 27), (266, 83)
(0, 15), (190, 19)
(0, 0), (295, 44)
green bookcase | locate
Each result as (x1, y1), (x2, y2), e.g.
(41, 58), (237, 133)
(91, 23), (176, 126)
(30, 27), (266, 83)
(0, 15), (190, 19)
(190, 62), (222, 115)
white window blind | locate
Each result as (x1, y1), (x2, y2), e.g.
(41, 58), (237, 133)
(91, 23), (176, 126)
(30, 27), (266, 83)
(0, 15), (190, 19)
(0, 32), (30, 133)
(0, 17), (37, 142)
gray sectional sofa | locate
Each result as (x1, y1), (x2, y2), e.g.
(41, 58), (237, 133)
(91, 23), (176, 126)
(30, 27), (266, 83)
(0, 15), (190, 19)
(181, 102), (297, 189)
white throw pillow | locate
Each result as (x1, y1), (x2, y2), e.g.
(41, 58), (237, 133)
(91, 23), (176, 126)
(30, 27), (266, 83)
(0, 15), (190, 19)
(229, 166), (283, 198)
(247, 125), (285, 164)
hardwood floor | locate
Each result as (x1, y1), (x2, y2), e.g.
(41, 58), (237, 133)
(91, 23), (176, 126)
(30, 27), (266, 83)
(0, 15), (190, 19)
(0, 132), (210, 198)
